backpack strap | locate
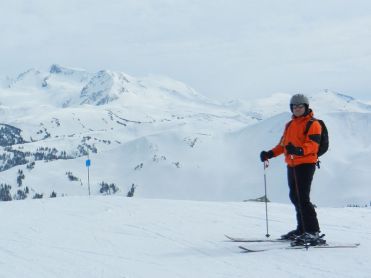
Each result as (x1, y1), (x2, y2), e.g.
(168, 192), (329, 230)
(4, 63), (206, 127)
(304, 117), (316, 135)
(285, 118), (316, 136)
(304, 117), (323, 168)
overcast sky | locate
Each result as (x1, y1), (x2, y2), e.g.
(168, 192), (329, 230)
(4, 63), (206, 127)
(1, 0), (371, 101)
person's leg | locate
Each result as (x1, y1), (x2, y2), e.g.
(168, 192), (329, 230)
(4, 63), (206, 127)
(293, 163), (320, 233)
(287, 166), (303, 233)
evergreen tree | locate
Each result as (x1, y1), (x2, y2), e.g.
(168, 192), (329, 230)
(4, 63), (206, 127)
(0, 184), (12, 201)
(99, 182), (119, 195)
(16, 169), (25, 187)
(127, 184), (137, 197)
(14, 189), (28, 200)
(33, 193), (43, 199)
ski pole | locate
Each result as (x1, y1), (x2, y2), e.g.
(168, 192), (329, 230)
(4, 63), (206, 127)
(263, 160), (270, 238)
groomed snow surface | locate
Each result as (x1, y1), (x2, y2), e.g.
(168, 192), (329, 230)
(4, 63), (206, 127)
(1, 196), (370, 278)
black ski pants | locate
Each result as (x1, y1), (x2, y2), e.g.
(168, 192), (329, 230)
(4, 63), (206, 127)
(287, 163), (320, 234)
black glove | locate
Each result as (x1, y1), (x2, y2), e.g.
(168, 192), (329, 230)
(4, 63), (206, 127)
(260, 150), (274, 162)
(285, 142), (304, 156)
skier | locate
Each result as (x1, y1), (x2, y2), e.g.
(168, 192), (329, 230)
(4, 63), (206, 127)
(259, 94), (325, 246)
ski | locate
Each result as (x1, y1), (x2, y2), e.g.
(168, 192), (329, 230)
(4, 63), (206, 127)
(225, 234), (288, 243)
(239, 243), (360, 253)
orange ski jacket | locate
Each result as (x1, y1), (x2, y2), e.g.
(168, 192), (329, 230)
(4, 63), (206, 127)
(271, 111), (322, 166)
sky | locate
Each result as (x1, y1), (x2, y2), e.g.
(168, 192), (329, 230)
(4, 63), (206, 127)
(1, 0), (371, 101)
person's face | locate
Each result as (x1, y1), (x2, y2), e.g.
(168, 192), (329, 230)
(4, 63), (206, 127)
(292, 104), (306, 117)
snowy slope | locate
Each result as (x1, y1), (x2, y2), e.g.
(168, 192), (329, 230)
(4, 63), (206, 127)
(1, 196), (370, 278)
(0, 65), (370, 207)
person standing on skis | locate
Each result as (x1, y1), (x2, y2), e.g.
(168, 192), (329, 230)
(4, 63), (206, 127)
(259, 94), (325, 246)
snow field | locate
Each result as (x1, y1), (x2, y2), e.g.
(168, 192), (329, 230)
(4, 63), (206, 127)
(1, 196), (370, 278)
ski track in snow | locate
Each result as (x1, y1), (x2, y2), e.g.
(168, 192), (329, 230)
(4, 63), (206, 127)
(1, 196), (370, 278)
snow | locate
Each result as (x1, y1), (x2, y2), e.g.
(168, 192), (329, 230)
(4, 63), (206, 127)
(1, 196), (370, 278)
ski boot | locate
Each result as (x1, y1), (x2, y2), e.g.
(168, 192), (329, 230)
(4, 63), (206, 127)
(280, 229), (301, 240)
(291, 232), (327, 247)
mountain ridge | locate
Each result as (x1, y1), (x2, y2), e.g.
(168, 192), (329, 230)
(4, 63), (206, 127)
(0, 65), (370, 207)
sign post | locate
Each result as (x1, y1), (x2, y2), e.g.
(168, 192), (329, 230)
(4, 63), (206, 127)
(86, 155), (91, 196)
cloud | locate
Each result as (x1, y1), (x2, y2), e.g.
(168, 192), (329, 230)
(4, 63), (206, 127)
(1, 0), (371, 100)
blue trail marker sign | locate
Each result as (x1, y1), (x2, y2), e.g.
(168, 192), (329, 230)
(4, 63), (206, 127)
(86, 158), (91, 196)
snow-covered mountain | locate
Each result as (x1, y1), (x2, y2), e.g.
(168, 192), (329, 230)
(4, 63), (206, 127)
(0, 65), (370, 207)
